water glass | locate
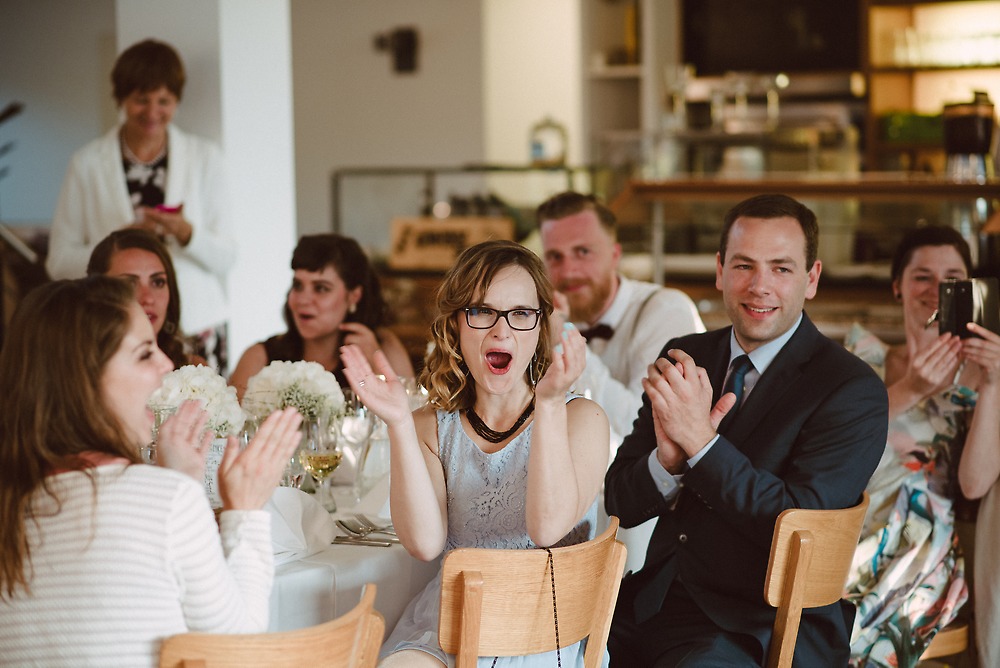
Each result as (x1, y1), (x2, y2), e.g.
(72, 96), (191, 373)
(144, 404), (177, 464)
(330, 391), (376, 506)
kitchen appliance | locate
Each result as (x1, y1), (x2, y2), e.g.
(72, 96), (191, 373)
(943, 91), (996, 182)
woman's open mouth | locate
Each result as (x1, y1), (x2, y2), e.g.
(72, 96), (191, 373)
(485, 351), (513, 375)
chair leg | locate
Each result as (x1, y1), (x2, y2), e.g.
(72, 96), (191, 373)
(767, 531), (813, 668)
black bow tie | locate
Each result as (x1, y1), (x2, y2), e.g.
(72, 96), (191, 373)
(580, 324), (614, 342)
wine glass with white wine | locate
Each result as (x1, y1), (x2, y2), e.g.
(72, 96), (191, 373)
(298, 416), (342, 512)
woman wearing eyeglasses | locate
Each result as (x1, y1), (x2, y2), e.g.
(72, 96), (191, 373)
(229, 233), (414, 400)
(341, 240), (610, 667)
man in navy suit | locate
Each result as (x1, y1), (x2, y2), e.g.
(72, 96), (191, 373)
(605, 194), (888, 667)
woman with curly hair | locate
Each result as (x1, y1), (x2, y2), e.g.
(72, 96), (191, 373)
(340, 240), (610, 667)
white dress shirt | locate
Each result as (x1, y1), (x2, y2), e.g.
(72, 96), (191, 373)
(573, 275), (705, 445)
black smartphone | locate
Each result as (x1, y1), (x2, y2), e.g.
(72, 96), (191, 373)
(938, 277), (1000, 338)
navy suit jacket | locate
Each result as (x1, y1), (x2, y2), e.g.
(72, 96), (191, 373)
(605, 313), (888, 666)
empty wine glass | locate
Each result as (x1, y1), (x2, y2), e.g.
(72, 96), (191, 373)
(281, 450), (307, 489)
(330, 391), (376, 506)
(298, 415), (342, 512)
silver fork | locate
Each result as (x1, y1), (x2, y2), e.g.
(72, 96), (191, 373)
(355, 513), (396, 535)
(338, 518), (399, 542)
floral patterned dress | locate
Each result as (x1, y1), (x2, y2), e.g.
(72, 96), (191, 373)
(844, 324), (970, 668)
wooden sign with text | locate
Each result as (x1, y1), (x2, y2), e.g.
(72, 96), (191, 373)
(388, 217), (515, 271)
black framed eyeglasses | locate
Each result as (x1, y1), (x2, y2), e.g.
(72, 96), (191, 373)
(463, 307), (542, 331)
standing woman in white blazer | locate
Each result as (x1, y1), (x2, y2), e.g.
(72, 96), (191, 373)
(46, 39), (235, 372)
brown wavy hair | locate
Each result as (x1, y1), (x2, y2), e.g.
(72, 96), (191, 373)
(87, 228), (187, 369)
(420, 241), (554, 412)
(0, 276), (141, 598)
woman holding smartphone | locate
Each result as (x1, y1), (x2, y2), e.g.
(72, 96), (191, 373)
(46, 39), (234, 371)
(844, 226), (1000, 667)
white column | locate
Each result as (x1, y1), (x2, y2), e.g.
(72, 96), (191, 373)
(115, 0), (296, 368)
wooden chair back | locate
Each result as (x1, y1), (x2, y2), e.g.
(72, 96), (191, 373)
(159, 584), (383, 668)
(439, 516), (627, 668)
(763, 493), (869, 668)
(919, 621), (969, 662)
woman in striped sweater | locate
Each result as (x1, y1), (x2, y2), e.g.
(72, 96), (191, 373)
(0, 276), (302, 667)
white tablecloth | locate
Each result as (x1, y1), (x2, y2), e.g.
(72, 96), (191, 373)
(269, 540), (439, 634)
(268, 472), (439, 635)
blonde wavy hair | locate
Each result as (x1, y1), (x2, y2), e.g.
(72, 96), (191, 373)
(420, 241), (554, 412)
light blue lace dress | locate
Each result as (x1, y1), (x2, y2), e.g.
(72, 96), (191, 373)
(380, 401), (602, 667)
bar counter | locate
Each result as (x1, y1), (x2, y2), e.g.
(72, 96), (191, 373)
(612, 173), (1000, 285)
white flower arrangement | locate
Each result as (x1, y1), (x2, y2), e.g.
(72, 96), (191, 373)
(148, 365), (245, 437)
(243, 360), (344, 421)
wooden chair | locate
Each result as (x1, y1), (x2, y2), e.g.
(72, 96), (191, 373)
(763, 493), (870, 668)
(919, 620), (970, 662)
(439, 516), (627, 668)
(159, 584), (383, 668)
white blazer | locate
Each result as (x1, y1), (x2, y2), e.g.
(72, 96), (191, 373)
(47, 124), (236, 333)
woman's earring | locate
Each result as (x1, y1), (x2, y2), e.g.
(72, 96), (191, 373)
(528, 354), (537, 386)
(348, 303), (357, 314)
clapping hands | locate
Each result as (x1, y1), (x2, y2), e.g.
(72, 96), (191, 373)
(341, 344), (410, 427)
(642, 349), (737, 471)
(157, 402), (303, 510)
(535, 323), (586, 403)
(156, 401), (212, 481)
(218, 407), (302, 510)
(902, 332), (962, 397)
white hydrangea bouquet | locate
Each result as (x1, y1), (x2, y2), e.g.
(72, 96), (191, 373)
(147, 365), (245, 508)
(148, 364), (245, 436)
(243, 360), (344, 421)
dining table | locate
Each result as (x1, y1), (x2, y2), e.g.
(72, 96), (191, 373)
(267, 472), (440, 636)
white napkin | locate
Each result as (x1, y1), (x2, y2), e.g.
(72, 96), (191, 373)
(264, 487), (336, 566)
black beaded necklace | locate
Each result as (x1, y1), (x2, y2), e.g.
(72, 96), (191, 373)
(466, 399), (535, 444)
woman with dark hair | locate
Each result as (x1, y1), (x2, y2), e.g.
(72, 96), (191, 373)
(844, 225), (1000, 667)
(340, 240), (610, 667)
(229, 233), (414, 399)
(88, 228), (204, 368)
(0, 276), (301, 666)
(46, 38), (234, 371)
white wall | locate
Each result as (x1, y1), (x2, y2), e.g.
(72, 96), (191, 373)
(0, 0), (116, 227)
(289, 0), (485, 252)
(217, 0), (297, 361)
(482, 0), (582, 166)
(481, 0), (584, 214)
